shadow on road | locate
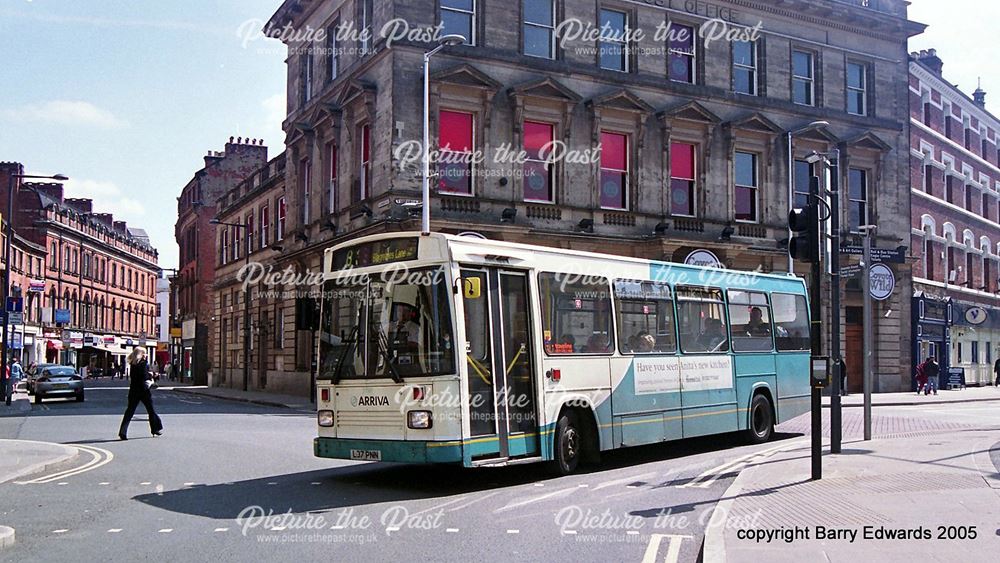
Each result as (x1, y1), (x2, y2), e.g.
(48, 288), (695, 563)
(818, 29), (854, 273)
(134, 431), (805, 520)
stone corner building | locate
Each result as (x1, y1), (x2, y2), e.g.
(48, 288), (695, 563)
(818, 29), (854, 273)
(238, 0), (922, 396)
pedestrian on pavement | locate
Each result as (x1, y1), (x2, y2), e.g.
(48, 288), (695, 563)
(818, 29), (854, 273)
(915, 358), (928, 395)
(117, 347), (163, 440)
(924, 356), (939, 395)
(839, 357), (849, 397)
(10, 359), (23, 391)
(994, 357), (1000, 387)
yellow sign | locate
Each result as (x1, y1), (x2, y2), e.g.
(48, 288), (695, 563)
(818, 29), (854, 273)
(463, 277), (481, 299)
(169, 328), (182, 338)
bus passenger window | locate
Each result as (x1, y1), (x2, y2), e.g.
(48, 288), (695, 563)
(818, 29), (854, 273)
(773, 293), (811, 351)
(538, 273), (614, 355)
(676, 286), (730, 354)
(614, 280), (676, 354)
(728, 290), (773, 352)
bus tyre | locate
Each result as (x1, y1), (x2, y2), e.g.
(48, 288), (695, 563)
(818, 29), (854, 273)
(553, 411), (581, 475)
(746, 394), (774, 444)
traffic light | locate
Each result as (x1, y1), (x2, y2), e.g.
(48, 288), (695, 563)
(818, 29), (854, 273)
(788, 176), (821, 263)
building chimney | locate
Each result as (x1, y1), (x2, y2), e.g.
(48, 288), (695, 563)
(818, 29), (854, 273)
(915, 48), (944, 75)
(113, 220), (128, 234)
(64, 197), (93, 214)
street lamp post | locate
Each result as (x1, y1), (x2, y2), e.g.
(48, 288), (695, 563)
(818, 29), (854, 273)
(210, 218), (251, 392)
(3, 171), (68, 405)
(421, 34), (467, 236)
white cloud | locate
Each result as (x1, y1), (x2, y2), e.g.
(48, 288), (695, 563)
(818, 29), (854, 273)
(260, 93), (287, 150)
(62, 178), (146, 219)
(2, 100), (129, 129)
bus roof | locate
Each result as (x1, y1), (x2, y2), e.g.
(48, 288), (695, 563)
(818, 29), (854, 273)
(326, 231), (807, 290)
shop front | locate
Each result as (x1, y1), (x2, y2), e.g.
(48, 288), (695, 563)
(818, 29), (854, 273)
(911, 293), (952, 390)
(950, 301), (1000, 386)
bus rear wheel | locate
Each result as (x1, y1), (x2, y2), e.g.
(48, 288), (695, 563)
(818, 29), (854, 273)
(746, 394), (774, 444)
(552, 411), (581, 475)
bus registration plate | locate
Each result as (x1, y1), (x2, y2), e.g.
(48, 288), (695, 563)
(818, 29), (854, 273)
(350, 449), (382, 461)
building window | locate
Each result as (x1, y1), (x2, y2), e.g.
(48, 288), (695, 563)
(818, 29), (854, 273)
(438, 110), (475, 195)
(599, 131), (628, 210)
(49, 243), (56, 269)
(301, 53), (313, 104)
(276, 197), (286, 241)
(924, 164), (933, 194)
(923, 102), (932, 127)
(792, 50), (814, 106)
(360, 0), (374, 53)
(523, 0), (555, 59)
(846, 62), (868, 116)
(984, 256), (993, 292)
(733, 40), (757, 95)
(260, 204), (270, 249)
(233, 226), (242, 261)
(523, 121), (555, 202)
(965, 185), (974, 212)
(327, 20), (339, 81)
(670, 142), (696, 216)
(794, 159), (815, 209)
(441, 0), (475, 45)
(667, 23), (695, 83)
(300, 158), (311, 225)
(220, 229), (229, 265)
(923, 237), (935, 280)
(357, 124), (371, 202)
(598, 9), (629, 72)
(734, 152), (758, 222)
(246, 212), (255, 254)
(848, 168), (868, 233)
(327, 142), (338, 214)
(946, 175), (955, 204)
(945, 112), (953, 138)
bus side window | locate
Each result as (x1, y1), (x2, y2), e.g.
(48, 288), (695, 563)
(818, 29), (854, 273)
(538, 272), (614, 355)
(614, 280), (676, 354)
(676, 286), (730, 354)
(727, 290), (773, 352)
(773, 293), (811, 351)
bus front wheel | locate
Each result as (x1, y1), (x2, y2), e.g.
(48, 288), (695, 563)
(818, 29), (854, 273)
(552, 411), (581, 475)
(746, 394), (774, 444)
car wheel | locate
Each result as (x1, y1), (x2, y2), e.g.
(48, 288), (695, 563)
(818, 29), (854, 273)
(75, 392), (85, 402)
(552, 411), (581, 475)
(34, 393), (43, 404)
(745, 393), (774, 444)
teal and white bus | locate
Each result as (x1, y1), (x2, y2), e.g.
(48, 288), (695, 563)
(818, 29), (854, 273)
(315, 233), (812, 474)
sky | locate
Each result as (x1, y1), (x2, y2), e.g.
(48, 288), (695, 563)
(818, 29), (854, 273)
(0, 0), (994, 270)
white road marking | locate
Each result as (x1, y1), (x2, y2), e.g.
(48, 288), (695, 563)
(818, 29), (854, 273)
(140, 482), (152, 485)
(15, 444), (115, 485)
(642, 534), (692, 563)
(271, 526), (286, 531)
(214, 528), (228, 533)
(533, 482), (544, 487)
(184, 482), (196, 486)
(267, 482), (278, 486)
(99, 482), (109, 486)
(627, 530), (640, 535)
(678, 440), (805, 489)
(446, 528), (459, 533)
(310, 482), (322, 485)
(408, 496), (470, 517)
(107, 529), (122, 533)
(496, 487), (576, 512)
(563, 530), (577, 535)
(594, 472), (658, 491)
(57, 482), (68, 486)
(507, 529), (519, 534)
(446, 492), (498, 512)
(52, 529), (68, 534)
(158, 529), (173, 533)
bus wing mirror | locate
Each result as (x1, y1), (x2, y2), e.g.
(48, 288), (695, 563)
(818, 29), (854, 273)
(463, 277), (482, 299)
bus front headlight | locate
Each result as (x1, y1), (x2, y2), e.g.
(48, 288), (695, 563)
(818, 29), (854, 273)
(407, 410), (432, 429)
(318, 410), (335, 427)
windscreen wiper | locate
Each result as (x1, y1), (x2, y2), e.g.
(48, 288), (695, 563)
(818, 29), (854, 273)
(331, 325), (359, 385)
(372, 322), (404, 384)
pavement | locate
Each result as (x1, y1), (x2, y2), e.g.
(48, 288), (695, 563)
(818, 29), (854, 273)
(823, 384), (1000, 407)
(710, 404), (1000, 562)
(169, 384), (314, 412)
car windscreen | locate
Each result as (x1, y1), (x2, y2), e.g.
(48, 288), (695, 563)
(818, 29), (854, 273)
(44, 367), (77, 377)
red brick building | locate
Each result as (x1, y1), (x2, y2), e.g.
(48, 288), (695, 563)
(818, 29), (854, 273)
(910, 49), (1000, 386)
(1, 162), (160, 372)
(173, 138), (268, 384)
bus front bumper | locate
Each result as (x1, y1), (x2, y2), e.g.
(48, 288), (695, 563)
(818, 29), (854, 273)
(314, 437), (464, 464)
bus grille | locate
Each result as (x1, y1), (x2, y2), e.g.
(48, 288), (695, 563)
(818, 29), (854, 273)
(335, 411), (402, 429)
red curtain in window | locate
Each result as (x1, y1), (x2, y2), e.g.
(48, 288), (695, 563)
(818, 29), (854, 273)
(670, 142), (696, 216)
(600, 131), (628, 209)
(524, 121), (554, 202)
(439, 110), (474, 194)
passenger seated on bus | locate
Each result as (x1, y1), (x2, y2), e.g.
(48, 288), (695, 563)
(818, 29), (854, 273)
(697, 319), (727, 351)
(634, 332), (655, 353)
(625, 334), (640, 353)
(743, 307), (771, 337)
(585, 333), (611, 353)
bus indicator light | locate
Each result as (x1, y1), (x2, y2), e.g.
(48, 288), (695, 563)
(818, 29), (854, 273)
(548, 369), (561, 382)
(413, 386), (426, 401)
(321, 389), (330, 402)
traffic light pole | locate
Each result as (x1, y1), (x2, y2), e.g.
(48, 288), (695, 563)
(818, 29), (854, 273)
(829, 150), (843, 455)
(808, 177), (823, 481)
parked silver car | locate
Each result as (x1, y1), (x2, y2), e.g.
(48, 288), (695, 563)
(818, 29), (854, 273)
(25, 363), (59, 395)
(34, 366), (85, 403)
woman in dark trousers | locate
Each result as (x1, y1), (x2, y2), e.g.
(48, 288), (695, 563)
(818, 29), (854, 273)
(118, 348), (163, 440)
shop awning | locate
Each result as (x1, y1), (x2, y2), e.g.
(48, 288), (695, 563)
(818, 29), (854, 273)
(46, 340), (63, 350)
(80, 344), (118, 354)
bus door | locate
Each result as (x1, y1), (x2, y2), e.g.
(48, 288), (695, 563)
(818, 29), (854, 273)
(461, 268), (540, 460)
